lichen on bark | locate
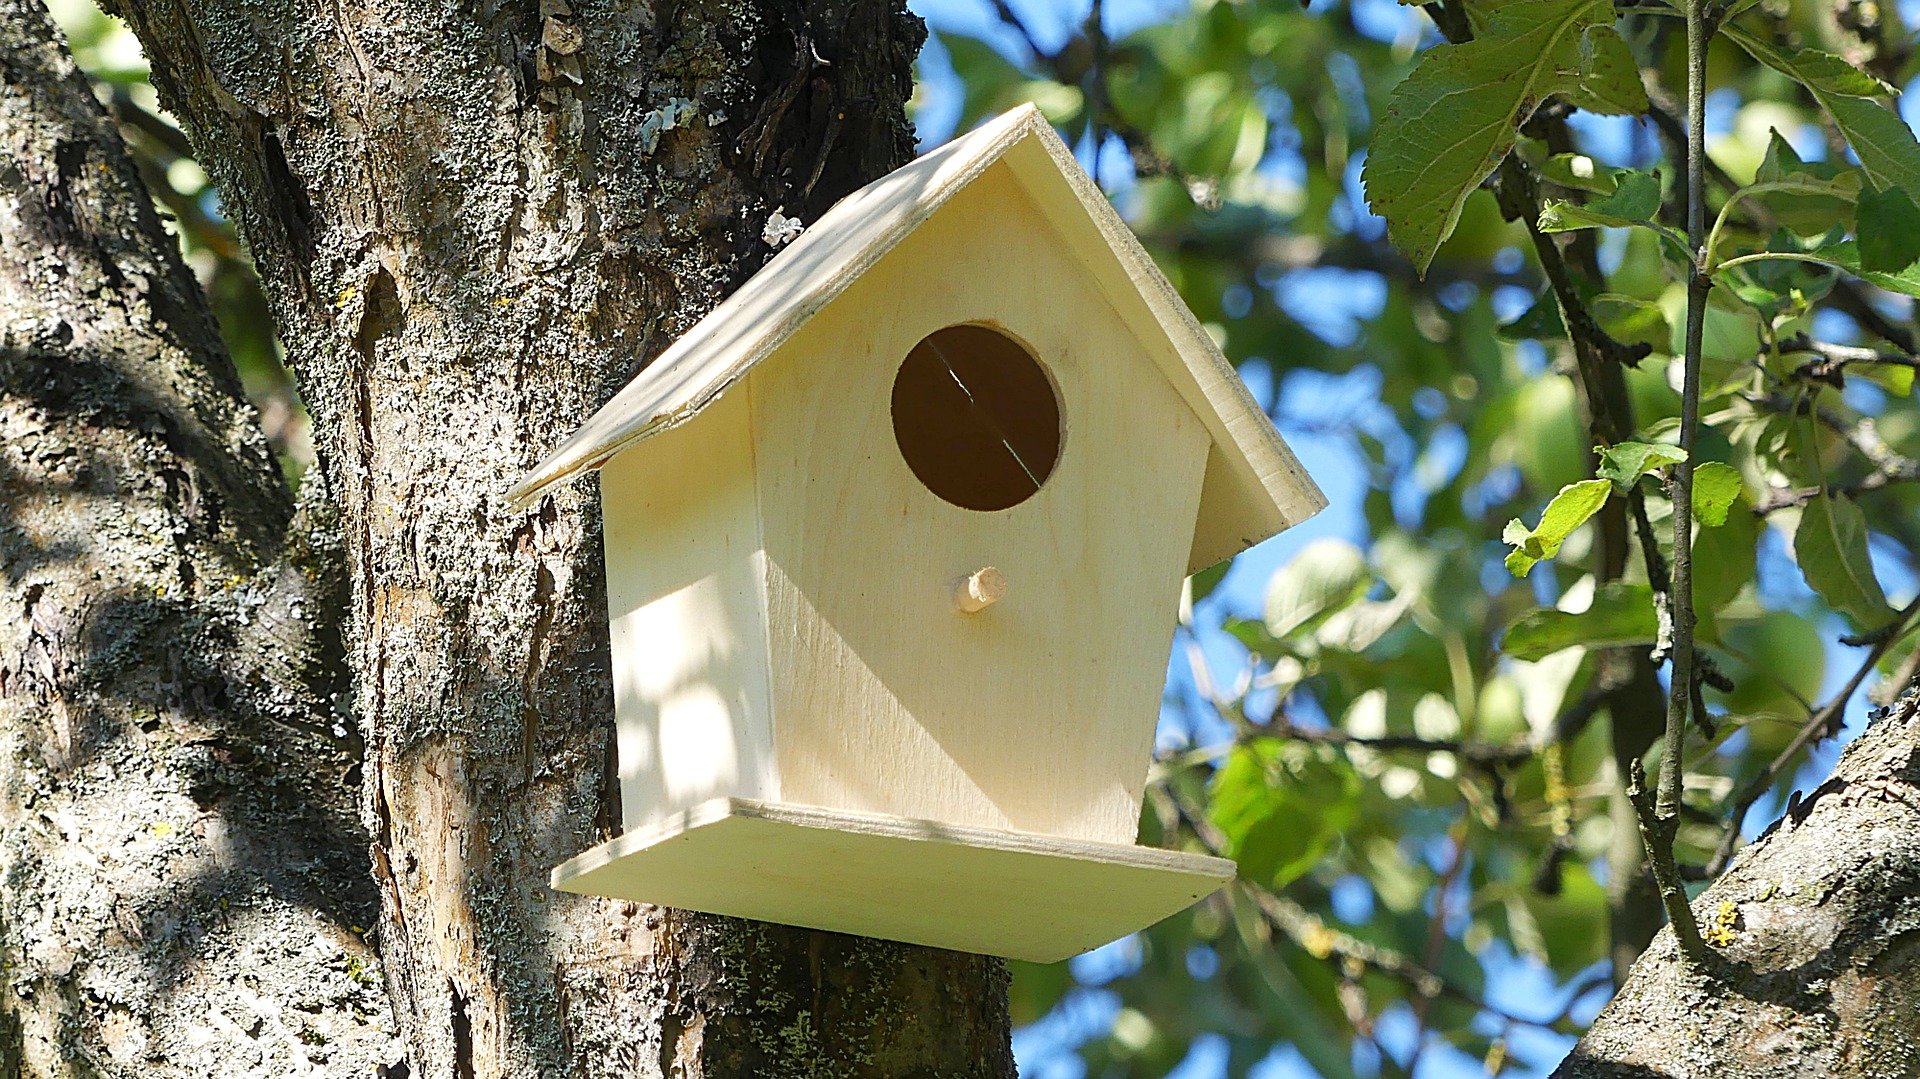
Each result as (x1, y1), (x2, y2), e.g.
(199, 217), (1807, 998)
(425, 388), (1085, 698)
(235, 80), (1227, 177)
(0, 0), (387, 1072)
(82, 0), (1014, 1074)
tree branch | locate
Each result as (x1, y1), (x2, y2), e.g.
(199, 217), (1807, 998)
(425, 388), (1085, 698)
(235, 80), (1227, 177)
(1699, 595), (1920, 878)
(1635, 0), (1711, 967)
(1260, 717), (1533, 768)
(1151, 784), (1577, 1036)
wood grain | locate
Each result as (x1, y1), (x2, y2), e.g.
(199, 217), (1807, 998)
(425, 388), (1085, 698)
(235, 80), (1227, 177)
(552, 798), (1236, 963)
(749, 161), (1208, 845)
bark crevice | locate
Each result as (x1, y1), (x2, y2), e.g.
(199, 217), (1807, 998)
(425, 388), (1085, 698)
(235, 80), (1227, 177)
(0, 2), (387, 1071)
(93, 0), (1011, 1073)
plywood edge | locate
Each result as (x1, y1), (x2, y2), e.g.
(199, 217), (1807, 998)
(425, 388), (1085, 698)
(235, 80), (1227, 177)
(551, 798), (740, 889)
(552, 797), (1237, 891)
(995, 131), (1327, 571)
(504, 106), (1056, 512)
(551, 797), (1236, 962)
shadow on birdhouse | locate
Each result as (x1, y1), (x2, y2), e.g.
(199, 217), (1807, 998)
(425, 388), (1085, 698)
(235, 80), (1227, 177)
(506, 105), (1324, 964)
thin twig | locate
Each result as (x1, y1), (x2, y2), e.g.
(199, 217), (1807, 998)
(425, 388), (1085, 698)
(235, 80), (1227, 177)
(1780, 335), (1920, 376)
(1260, 717), (1533, 768)
(1637, 0), (1711, 966)
(1752, 459), (1920, 514)
(1153, 784), (1573, 1033)
(983, 0), (1049, 61)
(1085, 0), (1107, 188)
(987, 0), (1216, 203)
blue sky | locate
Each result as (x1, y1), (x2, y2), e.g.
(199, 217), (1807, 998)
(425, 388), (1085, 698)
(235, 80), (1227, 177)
(904, 0), (1920, 1076)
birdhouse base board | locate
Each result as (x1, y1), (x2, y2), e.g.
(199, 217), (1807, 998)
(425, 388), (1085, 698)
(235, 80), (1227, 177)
(550, 797), (1235, 964)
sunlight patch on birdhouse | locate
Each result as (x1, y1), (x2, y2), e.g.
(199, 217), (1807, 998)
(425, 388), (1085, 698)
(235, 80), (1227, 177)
(657, 684), (741, 804)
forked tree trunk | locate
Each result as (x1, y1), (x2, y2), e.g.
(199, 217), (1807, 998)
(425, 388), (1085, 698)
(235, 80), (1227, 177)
(9, 1), (1920, 1075)
(84, 0), (1013, 1074)
(1559, 701), (1920, 1078)
(0, 2), (386, 1071)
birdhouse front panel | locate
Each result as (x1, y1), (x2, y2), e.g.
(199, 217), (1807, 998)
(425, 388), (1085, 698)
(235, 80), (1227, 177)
(745, 161), (1212, 846)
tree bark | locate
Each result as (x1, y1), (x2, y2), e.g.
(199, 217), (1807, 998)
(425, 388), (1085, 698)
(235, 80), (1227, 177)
(1557, 701), (1920, 1078)
(95, 0), (1014, 1075)
(0, 2), (388, 1072)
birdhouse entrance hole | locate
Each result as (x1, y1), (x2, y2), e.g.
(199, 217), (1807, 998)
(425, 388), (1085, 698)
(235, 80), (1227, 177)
(890, 324), (1063, 512)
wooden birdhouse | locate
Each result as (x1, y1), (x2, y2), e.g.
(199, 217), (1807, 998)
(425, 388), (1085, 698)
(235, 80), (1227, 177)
(506, 105), (1324, 963)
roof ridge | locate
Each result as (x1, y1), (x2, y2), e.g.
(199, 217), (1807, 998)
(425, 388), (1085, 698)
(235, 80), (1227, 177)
(501, 104), (1323, 570)
(504, 105), (1051, 511)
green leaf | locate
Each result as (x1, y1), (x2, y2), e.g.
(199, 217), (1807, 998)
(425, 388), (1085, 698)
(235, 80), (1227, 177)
(1210, 740), (1359, 890)
(1522, 863), (1611, 970)
(1597, 441), (1686, 491)
(1754, 130), (1862, 192)
(1806, 239), (1920, 298)
(1008, 962), (1072, 1026)
(1723, 28), (1894, 99)
(1539, 169), (1663, 231)
(1739, 135), (1863, 234)
(1590, 293), (1670, 353)
(1857, 186), (1920, 273)
(1498, 290), (1567, 341)
(1538, 172), (1693, 266)
(936, 33), (1033, 132)
(1265, 538), (1370, 638)
(1719, 227), (1844, 317)
(1794, 492), (1894, 631)
(1504, 479), (1612, 577)
(1693, 505), (1758, 615)
(1315, 596), (1413, 653)
(1187, 560), (1230, 606)
(1715, 612), (1828, 724)
(1860, 362), (1916, 396)
(1823, 95), (1920, 200)
(1503, 582), (1660, 661)
(1727, 27), (1920, 197)
(1756, 131), (1828, 185)
(1565, 25), (1650, 116)
(1690, 461), (1744, 527)
(1363, 0), (1620, 274)
(1537, 152), (1630, 194)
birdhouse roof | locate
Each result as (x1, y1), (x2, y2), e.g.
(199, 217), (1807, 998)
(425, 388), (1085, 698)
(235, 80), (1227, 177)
(505, 104), (1324, 569)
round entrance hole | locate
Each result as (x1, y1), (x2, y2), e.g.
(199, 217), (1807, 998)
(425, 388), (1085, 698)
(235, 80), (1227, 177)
(890, 324), (1063, 512)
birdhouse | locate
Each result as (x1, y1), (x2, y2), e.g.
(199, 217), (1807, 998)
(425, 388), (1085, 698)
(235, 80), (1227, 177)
(506, 105), (1323, 963)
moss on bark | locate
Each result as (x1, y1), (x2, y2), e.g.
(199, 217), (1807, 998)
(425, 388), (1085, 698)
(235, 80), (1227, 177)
(0, 1), (385, 1071)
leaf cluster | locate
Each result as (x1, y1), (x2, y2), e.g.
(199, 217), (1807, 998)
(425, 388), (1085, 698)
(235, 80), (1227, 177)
(935, 0), (1920, 1073)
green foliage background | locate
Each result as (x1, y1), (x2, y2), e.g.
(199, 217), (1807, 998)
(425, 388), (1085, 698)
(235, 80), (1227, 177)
(50, 0), (1920, 1074)
(920, 0), (1920, 1074)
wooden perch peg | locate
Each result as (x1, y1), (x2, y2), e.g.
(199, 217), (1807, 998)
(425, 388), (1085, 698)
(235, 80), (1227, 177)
(952, 567), (1007, 613)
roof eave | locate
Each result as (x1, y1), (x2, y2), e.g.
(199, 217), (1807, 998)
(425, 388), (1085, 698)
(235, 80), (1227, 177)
(503, 105), (1055, 513)
(503, 103), (1327, 571)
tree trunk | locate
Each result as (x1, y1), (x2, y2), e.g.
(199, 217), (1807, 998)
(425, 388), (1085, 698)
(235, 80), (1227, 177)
(1557, 701), (1920, 1078)
(0, 1), (388, 1072)
(96, 0), (1014, 1074)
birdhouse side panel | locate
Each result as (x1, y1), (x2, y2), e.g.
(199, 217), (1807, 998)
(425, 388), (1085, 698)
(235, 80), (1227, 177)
(599, 390), (778, 835)
(746, 161), (1211, 846)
